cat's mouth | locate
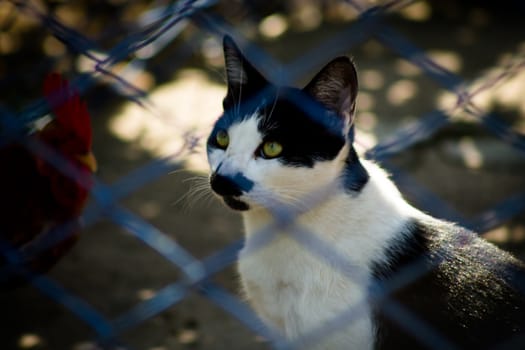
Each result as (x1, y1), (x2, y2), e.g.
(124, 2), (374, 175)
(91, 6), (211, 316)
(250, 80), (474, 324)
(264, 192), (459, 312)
(222, 195), (250, 211)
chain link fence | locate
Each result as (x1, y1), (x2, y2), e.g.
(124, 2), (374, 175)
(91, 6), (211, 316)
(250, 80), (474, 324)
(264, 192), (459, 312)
(1, 0), (525, 349)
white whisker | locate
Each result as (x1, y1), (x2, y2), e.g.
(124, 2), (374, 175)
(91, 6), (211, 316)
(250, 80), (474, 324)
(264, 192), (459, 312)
(267, 86), (279, 122)
(172, 174), (216, 213)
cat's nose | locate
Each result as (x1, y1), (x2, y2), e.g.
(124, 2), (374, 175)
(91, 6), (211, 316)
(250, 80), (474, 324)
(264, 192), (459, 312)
(210, 172), (243, 197)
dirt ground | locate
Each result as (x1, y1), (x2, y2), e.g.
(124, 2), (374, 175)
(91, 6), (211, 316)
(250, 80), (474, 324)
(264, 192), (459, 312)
(1, 1), (525, 350)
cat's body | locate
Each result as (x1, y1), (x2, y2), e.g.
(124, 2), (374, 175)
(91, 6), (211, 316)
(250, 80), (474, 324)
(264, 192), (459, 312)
(207, 36), (525, 349)
(239, 160), (416, 349)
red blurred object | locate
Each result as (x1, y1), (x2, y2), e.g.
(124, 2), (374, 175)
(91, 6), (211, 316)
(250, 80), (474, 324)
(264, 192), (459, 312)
(0, 73), (97, 287)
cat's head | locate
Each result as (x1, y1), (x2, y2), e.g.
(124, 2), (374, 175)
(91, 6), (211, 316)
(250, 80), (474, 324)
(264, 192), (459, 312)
(207, 36), (364, 211)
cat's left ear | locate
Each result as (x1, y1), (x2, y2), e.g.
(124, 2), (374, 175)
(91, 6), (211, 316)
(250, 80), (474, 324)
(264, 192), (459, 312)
(304, 57), (358, 126)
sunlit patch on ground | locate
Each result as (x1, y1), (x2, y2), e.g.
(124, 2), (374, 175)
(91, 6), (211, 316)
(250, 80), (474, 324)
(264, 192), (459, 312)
(457, 137), (483, 169)
(137, 288), (156, 301)
(398, 1), (432, 22)
(18, 333), (43, 349)
(395, 59), (421, 77)
(259, 14), (289, 40)
(360, 69), (385, 90)
(108, 69), (226, 173)
(485, 225), (525, 244)
(387, 79), (417, 106)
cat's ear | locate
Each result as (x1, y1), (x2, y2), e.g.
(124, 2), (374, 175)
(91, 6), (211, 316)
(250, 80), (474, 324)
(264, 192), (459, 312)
(223, 35), (267, 107)
(304, 57), (358, 125)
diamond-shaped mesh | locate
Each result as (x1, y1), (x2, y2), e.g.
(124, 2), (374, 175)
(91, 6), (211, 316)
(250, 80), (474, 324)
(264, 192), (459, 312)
(1, 0), (524, 349)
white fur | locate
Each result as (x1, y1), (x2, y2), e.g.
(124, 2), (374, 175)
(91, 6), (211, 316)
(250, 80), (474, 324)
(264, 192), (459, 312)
(208, 116), (262, 176)
(208, 116), (422, 349)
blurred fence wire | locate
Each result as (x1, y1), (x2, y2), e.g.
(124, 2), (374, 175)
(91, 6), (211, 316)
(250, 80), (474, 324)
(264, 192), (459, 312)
(1, 0), (525, 349)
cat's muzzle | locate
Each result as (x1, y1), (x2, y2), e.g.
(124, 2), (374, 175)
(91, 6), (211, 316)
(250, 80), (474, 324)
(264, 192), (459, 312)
(210, 172), (250, 211)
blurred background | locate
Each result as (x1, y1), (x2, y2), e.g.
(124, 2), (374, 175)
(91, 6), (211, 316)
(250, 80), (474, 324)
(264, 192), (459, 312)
(0, 0), (524, 349)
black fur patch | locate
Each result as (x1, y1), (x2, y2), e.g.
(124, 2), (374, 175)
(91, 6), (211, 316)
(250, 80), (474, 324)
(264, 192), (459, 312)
(256, 88), (347, 168)
(370, 219), (525, 349)
(342, 146), (369, 193)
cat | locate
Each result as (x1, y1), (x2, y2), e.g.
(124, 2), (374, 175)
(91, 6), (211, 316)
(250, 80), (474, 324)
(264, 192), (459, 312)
(206, 35), (525, 349)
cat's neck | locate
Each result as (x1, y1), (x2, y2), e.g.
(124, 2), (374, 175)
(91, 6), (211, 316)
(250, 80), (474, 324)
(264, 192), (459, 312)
(241, 160), (420, 267)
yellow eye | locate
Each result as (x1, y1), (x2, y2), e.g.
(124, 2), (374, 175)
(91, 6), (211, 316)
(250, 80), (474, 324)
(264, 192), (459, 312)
(262, 141), (283, 158)
(216, 129), (229, 148)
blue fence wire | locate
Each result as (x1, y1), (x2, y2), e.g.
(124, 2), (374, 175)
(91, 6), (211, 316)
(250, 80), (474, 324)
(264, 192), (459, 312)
(1, 0), (525, 349)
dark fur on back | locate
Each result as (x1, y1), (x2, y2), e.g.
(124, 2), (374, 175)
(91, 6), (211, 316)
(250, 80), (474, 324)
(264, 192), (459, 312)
(371, 219), (525, 349)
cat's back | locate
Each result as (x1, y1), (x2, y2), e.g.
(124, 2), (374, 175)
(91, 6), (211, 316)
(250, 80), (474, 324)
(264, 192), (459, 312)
(372, 217), (525, 349)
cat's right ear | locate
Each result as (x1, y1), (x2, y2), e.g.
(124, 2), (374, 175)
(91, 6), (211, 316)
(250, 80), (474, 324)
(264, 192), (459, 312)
(223, 36), (267, 108)
(304, 57), (358, 127)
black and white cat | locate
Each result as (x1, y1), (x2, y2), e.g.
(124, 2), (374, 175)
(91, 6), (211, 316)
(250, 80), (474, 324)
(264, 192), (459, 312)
(206, 36), (525, 349)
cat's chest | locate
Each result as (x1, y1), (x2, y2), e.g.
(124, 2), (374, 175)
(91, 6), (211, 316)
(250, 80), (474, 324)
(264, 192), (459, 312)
(238, 238), (310, 328)
(238, 235), (374, 349)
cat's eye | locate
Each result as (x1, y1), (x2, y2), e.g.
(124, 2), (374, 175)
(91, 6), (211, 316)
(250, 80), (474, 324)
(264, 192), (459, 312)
(215, 129), (229, 149)
(261, 141), (283, 159)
